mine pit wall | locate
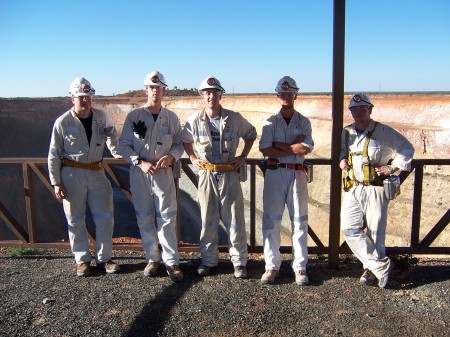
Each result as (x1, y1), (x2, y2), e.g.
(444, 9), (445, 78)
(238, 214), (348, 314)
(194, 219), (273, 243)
(1, 95), (449, 248)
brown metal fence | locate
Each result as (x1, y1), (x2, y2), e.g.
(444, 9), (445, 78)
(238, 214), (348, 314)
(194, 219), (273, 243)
(0, 157), (449, 266)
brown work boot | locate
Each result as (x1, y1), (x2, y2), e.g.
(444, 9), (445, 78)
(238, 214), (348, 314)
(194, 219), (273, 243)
(76, 262), (91, 277)
(143, 261), (161, 276)
(166, 265), (184, 282)
(97, 260), (120, 274)
(260, 269), (278, 284)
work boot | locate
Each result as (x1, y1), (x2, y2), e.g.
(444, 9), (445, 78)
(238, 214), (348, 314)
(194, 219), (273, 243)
(166, 265), (184, 282)
(197, 264), (211, 276)
(234, 266), (247, 279)
(261, 270), (278, 284)
(144, 262), (161, 276)
(360, 269), (375, 285)
(97, 260), (120, 274)
(76, 262), (91, 277)
(295, 270), (309, 286)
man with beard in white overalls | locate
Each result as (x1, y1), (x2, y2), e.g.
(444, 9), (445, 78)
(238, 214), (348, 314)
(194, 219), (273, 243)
(48, 77), (122, 277)
(340, 93), (414, 288)
(259, 76), (314, 285)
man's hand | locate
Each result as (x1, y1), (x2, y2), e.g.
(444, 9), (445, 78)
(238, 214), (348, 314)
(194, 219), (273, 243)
(294, 134), (306, 143)
(138, 160), (158, 175)
(54, 184), (67, 201)
(229, 155), (246, 170)
(156, 154), (174, 169)
(339, 159), (351, 171)
(189, 155), (206, 169)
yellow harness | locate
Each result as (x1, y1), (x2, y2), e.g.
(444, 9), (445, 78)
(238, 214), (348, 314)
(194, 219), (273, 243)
(343, 122), (382, 191)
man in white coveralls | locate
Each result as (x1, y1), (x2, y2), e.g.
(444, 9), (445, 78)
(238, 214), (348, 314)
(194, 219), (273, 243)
(48, 77), (121, 277)
(339, 93), (414, 288)
(181, 76), (257, 279)
(119, 71), (184, 282)
(259, 76), (314, 286)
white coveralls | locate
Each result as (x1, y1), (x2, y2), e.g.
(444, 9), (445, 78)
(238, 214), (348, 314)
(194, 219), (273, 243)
(181, 108), (257, 267)
(48, 108), (120, 264)
(119, 107), (183, 266)
(340, 119), (414, 279)
(259, 111), (314, 272)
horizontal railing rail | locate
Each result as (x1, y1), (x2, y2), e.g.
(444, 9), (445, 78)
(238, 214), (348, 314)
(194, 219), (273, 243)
(0, 157), (449, 263)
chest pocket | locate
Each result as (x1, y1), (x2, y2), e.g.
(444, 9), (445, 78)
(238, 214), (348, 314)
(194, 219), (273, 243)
(368, 138), (382, 163)
(294, 127), (303, 136)
(64, 127), (81, 150)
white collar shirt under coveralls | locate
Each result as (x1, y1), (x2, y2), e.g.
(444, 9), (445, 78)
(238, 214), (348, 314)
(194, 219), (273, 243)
(259, 110), (314, 272)
(48, 107), (120, 264)
(339, 119), (414, 279)
(118, 106), (183, 266)
(181, 107), (257, 267)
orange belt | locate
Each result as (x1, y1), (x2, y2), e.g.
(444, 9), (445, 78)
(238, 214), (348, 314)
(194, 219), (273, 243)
(61, 158), (103, 171)
(201, 163), (236, 172)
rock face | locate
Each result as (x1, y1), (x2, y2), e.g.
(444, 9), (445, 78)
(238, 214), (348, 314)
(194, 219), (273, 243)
(1, 93), (448, 159)
(0, 94), (449, 248)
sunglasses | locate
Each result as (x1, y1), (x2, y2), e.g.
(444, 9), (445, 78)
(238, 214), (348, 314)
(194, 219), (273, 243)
(206, 77), (225, 92)
(150, 75), (167, 86)
(351, 94), (371, 105)
(81, 84), (94, 94)
(280, 81), (298, 91)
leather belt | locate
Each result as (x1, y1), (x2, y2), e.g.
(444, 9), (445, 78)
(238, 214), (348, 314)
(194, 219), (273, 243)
(202, 163), (236, 172)
(61, 158), (103, 171)
(266, 161), (307, 172)
(276, 163), (307, 171)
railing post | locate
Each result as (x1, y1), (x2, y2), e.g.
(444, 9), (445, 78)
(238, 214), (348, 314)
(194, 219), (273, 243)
(411, 163), (423, 248)
(329, 0), (346, 268)
(250, 162), (256, 250)
(23, 162), (36, 244)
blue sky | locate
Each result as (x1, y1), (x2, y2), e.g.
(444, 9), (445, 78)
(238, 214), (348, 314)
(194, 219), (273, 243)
(1, 0), (449, 97)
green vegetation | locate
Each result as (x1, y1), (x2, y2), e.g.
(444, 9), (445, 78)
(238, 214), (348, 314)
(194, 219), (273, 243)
(7, 247), (41, 257)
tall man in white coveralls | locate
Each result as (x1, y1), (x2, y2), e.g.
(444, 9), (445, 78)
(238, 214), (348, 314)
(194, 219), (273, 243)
(119, 71), (184, 282)
(181, 76), (256, 279)
(48, 77), (121, 277)
(339, 93), (414, 288)
(259, 76), (314, 286)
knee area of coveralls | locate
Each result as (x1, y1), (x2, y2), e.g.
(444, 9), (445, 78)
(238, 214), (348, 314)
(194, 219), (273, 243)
(92, 212), (113, 221)
(342, 228), (364, 238)
(262, 213), (282, 230)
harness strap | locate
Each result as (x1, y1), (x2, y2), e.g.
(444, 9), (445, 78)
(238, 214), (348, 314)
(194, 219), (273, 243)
(345, 122), (381, 185)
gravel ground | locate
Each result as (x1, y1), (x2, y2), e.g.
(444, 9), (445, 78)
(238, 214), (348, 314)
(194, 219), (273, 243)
(0, 249), (449, 337)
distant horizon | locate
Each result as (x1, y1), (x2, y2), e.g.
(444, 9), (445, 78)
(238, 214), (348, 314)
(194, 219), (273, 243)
(2, 91), (450, 100)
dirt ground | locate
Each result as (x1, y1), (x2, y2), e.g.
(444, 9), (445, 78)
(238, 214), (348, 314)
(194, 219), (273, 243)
(1, 249), (449, 337)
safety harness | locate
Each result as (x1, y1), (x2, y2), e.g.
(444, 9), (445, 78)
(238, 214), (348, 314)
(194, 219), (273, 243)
(343, 122), (382, 191)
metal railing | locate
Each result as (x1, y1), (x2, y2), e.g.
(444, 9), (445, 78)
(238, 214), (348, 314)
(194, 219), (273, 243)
(1, 157), (449, 264)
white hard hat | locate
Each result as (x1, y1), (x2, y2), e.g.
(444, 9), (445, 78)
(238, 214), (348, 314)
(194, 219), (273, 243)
(275, 76), (299, 93)
(198, 76), (226, 94)
(144, 71), (167, 87)
(69, 77), (95, 97)
(348, 93), (374, 109)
